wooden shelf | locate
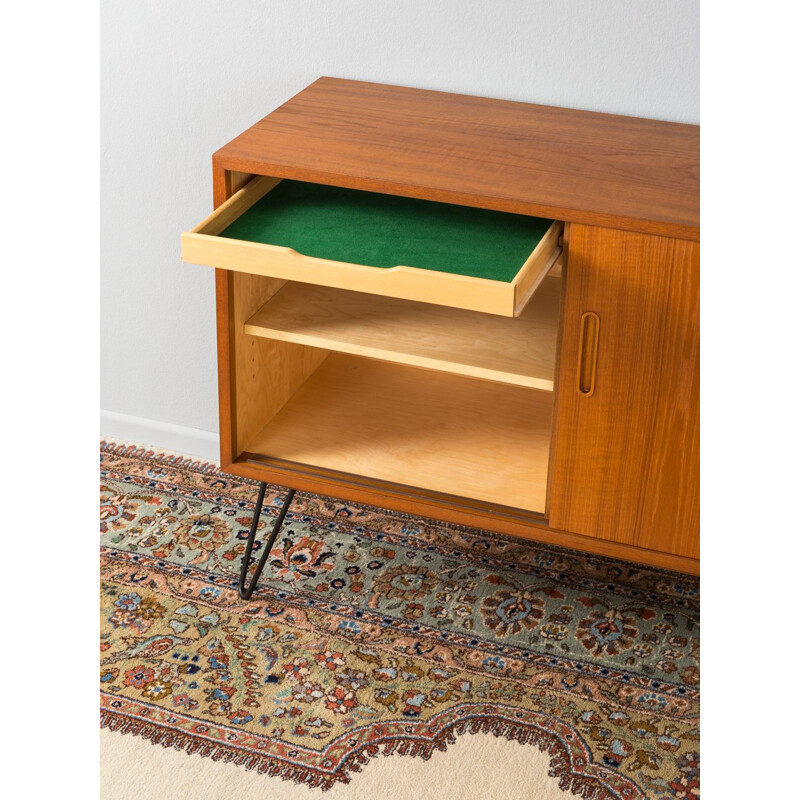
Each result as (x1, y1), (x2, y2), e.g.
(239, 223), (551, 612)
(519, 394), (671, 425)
(244, 275), (561, 390)
(245, 354), (553, 513)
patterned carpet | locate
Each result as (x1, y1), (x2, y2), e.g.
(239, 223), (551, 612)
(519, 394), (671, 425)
(100, 442), (700, 798)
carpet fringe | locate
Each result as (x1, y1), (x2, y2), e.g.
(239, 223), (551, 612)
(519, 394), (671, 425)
(101, 708), (631, 798)
(100, 440), (224, 476)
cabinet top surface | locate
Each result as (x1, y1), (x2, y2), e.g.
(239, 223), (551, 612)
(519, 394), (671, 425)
(214, 77), (699, 240)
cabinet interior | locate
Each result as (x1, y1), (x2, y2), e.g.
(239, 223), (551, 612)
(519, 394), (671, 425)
(233, 270), (562, 514)
(245, 352), (553, 512)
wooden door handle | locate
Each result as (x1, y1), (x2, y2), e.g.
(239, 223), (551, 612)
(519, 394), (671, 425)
(577, 312), (600, 396)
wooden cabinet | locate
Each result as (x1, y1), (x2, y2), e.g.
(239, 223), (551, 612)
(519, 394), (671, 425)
(182, 78), (699, 575)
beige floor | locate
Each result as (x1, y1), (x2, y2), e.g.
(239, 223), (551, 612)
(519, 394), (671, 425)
(101, 727), (573, 800)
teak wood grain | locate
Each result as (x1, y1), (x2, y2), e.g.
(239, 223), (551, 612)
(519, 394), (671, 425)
(548, 224), (699, 557)
(214, 77), (699, 240)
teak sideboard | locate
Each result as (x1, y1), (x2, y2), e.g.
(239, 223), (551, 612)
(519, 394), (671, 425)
(181, 77), (700, 576)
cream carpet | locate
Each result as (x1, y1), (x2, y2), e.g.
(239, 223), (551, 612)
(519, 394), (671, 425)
(101, 727), (572, 799)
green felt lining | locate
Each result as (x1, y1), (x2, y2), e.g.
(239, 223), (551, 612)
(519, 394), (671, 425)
(219, 180), (553, 283)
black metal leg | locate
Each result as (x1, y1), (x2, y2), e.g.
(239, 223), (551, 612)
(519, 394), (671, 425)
(238, 483), (296, 600)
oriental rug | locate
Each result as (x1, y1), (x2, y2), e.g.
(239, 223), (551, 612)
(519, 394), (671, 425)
(100, 441), (699, 799)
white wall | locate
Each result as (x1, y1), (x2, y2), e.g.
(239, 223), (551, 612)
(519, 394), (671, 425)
(100, 0), (698, 457)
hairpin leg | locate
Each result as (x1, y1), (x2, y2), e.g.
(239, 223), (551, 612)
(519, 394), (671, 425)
(238, 483), (296, 600)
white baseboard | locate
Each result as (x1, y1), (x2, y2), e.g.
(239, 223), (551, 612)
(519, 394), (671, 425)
(100, 409), (220, 462)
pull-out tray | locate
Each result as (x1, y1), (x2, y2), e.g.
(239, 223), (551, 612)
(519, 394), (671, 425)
(181, 177), (562, 317)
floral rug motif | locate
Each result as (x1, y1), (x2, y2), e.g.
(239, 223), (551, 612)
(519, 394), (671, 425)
(100, 442), (700, 798)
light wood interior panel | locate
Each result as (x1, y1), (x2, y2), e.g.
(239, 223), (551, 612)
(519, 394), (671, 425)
(197, 176), (280, 236)
(229, 171), (256, 196)
(244, 276), (561, 390)
(246, 354), (553, 512)
(230, 272), (329, 455)
(513, 225), (562, 315)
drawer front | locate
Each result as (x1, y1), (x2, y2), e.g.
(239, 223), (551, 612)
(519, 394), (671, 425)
(182, 176), (562, 317)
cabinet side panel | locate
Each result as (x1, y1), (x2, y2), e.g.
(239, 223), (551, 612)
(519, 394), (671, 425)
(215, 268), (236, 466)
(231, 273), (329, 457)
(548, 225), (698, 552)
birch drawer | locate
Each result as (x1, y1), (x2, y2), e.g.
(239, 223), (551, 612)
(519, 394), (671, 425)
(181, 176), (562, 317)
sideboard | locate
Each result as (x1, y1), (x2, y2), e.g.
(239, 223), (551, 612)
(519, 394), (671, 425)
(181, 77), (699, 580)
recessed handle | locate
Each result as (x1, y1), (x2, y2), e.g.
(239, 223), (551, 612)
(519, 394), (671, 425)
(576, 312), (600, 397)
